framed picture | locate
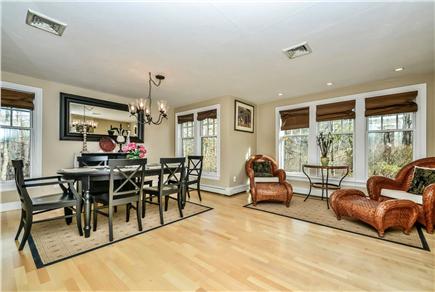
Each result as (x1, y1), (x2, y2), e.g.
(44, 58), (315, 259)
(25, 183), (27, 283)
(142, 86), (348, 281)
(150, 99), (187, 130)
(234, 100), (254, 133)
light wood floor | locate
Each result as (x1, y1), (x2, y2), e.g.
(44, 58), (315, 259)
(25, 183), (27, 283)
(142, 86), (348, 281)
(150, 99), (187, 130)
(1, 191), (434, 291)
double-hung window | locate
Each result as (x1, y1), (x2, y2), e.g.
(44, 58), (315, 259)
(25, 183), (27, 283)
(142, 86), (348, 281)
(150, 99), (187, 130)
(176, 105), (220, 179)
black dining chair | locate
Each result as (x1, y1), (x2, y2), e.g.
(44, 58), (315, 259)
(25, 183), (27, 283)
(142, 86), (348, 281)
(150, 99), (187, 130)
(186, 155), (204, 202)
(92, 158), (147, 241)
(12, 160), (83, 250)
(77, 155), (108, 167)
(143, 158), (185, 225)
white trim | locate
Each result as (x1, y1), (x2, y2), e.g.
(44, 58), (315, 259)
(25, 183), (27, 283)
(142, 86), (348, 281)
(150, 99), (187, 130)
(175, 104), (221, 179)
(0, 201), (21, 212)
(275, 83), (427, 184)
(0, 81), (43, 191)
(200, 183), (248, 196)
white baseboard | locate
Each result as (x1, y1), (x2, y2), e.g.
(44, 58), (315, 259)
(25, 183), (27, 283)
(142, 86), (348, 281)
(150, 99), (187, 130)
(200, 184), (248, 196)
(0, 201), (21, 212)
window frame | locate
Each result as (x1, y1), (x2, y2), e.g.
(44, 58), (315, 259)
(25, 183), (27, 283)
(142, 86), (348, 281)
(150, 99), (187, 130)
(175, 104), (220, 180)
(275, 83), (426, 187)
(0, 81), (43, 191)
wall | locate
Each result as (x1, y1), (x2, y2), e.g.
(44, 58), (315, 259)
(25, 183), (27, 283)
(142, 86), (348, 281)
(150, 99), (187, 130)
(175, 96), (256, 193)
(0, 71), (174, 204)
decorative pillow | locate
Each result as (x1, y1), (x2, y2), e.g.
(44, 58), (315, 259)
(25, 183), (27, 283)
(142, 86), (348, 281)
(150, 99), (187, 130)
(253, 161), (272, 177)
(407, 166), (435, 195)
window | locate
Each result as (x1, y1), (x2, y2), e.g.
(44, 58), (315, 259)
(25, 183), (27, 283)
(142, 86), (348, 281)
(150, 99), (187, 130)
(281, 128), (308, 173)
(318, 119), (354, 174)
(367, 113), (414, 178)
(0, 107), (32, 181)
(176, 105), (220, 179)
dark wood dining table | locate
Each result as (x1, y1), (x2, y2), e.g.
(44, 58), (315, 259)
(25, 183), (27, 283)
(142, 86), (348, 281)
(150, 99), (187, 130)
(57, 164), (185, 238)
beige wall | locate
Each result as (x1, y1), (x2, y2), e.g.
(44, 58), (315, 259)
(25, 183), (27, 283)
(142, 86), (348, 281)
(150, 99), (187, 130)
(175, 96), (256, 190)
(257, 73), (435, 158)
(1, 71), (174, 203)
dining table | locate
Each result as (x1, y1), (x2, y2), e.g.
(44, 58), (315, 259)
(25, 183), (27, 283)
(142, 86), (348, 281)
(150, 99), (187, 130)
(57, 164), (185, 238)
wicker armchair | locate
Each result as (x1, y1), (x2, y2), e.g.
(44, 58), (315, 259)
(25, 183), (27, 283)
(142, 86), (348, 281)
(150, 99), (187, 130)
(367, 157), (435, 233)
(246, 154), (293, 206)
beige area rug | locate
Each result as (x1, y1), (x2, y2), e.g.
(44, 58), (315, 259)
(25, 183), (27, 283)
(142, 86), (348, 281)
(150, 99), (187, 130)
(244, 194), (429, 251)
(28, 201), (212, 268)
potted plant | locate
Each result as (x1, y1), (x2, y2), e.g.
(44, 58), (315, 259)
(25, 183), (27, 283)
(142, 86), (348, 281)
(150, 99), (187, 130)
(317, 132), (334, 166)
(122, 142), (147, 159)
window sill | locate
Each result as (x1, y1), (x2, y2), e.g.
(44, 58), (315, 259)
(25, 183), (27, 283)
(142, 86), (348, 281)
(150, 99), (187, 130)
(0, 181), (17, 192)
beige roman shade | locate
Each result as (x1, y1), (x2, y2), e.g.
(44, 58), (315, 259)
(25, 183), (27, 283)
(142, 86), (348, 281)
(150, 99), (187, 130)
(197, 109), (217, 121)
(177, 113), (194, 124)
(1, 88), (35, 110)
(316, 100), (355, 122)
(279, 107), (309, 130)
(365, 91), (418, 117)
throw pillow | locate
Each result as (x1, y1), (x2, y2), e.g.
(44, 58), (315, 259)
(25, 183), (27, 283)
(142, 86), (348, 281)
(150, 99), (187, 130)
(253, 161), (272, 177)
(407, 166), (435, 195)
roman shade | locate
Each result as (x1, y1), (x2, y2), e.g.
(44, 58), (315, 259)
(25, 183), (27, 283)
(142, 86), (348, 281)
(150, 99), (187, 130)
(197, 109), (217, 121)
(279, 107), (309, 130)
(316, 100), (355, 122)
(365, 91), (418, 117)
(1, 88), (35, 110)
(177, 113), (194, 124)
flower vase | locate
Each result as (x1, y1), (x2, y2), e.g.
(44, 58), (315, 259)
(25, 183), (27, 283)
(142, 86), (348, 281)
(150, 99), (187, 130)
(320, 156), (330, 166)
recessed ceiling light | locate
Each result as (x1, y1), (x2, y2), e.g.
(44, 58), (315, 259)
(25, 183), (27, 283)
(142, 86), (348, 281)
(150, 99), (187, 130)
(394, 67), (404, 72)
(326, 82), (333, 86)
(25, 9), (67, 36)
(278, 93), (283, 96)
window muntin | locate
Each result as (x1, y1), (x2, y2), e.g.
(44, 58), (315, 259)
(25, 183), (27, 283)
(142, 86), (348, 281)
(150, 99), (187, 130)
(200, 118), (217, 174)
(367, 113), (414, 178)
(280, 128), (309, 173)
(318, 119), (354, 175)
(181, 121), (195, 157)
(0, 107), (32, 181)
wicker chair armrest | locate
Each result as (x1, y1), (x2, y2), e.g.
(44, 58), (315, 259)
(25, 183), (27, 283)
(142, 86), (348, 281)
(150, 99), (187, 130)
(367, 176), (403, 201)
(422, 183), (435, 223)
(273, 169), (286, 183)
(374, 199), (419, 228)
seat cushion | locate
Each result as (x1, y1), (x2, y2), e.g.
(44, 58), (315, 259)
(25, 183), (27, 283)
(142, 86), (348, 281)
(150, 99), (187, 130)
(254, 177), (279, 183)
(143, 185), (179, 193)
(253, 161), (272, 177)
(381, 189), (423, 204)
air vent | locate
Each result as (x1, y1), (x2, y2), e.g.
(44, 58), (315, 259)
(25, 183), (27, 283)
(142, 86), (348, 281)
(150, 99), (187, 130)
(282, 42), (312, 59)
(25, 9), (67, 36)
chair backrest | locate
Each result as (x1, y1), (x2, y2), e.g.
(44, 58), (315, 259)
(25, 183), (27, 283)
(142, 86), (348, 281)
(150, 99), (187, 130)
(395, 157), (435, 188)
(108, 159), (147, 202)
(245, 154), (278, 177)
(77, 155), (109, 167)
(187, 155), (203, 182)
(11, 160), (32, 210)
(159, 157), (185, 190)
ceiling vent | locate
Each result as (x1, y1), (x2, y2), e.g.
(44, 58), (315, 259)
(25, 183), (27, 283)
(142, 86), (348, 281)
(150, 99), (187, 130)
(25, 9), (67, 36)
(282, 42), (312, 59)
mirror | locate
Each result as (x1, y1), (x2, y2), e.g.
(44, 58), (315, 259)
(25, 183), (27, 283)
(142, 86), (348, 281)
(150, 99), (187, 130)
(60, 93), (144, 142)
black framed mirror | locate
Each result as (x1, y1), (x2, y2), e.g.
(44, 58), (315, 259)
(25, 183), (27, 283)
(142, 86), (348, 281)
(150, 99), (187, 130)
(59, 92), (144, 142)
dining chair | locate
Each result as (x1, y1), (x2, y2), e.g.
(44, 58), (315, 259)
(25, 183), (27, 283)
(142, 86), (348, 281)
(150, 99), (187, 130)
(143, 158), (185, 225)
(12, 160), (83, 250)
(186, 155), (204, 201)
(92, 158), (147, 241)
(77, 155), (108, 167)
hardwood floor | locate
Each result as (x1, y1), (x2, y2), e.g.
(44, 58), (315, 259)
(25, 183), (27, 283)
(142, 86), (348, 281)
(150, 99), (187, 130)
(1, 191), (434, 291)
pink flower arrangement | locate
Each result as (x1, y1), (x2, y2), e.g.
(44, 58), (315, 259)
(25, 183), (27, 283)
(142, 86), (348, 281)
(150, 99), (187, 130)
(122, 143), (147, 159)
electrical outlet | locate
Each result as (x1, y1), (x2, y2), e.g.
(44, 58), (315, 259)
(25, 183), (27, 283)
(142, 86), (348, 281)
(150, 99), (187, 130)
(233, 176), (237, 183)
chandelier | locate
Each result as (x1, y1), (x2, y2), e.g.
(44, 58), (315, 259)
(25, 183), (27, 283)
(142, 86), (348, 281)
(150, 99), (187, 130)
(129, 72), (168, 125)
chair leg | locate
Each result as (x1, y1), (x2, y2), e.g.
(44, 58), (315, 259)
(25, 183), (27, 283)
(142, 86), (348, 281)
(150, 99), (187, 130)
(157, 195), (164, 225)
(177, 193), (184, 218)
(126, 203), (131, 222)
(197, 183), (202, 201)
(114, 206), (118, 213)
(142, 194), (146, 218)
(18, 213), (32, 251)
(64, 207), (73, 225)
(187, 188), (191, 199)
(93, 203), (98, 232)
(15, 209), (25, 240)
(76, 200), (83, 236)
(164, 196), (169, 211)
(108, 206), (114, 242)
(136, 201), (142, 232)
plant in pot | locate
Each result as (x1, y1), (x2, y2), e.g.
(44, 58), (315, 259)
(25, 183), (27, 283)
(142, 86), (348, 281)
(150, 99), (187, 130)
(316, 132), (334, 166)
(122, 143), (147, 159)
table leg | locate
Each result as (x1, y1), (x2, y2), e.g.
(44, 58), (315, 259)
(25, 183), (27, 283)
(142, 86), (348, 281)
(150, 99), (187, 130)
(326, 169), (330, 209)
(82, 176), (91, 238)
(302, 166), (312, 201)
(320, 168), (325, 200)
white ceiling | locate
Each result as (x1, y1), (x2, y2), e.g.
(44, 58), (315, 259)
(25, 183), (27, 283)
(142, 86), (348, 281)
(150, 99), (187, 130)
(1, 2), (434, 107)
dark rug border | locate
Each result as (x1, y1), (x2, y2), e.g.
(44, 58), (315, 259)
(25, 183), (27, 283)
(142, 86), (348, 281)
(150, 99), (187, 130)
(28, 201), (213, 269)
(243, 197), (430, 252)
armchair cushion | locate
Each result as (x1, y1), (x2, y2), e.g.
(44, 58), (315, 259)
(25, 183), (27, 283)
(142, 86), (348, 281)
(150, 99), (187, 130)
(381, 189), (423, 205)
(254, 177), (279, 183)
(407, 166), (435, 195)
(253, 161), (272, 177)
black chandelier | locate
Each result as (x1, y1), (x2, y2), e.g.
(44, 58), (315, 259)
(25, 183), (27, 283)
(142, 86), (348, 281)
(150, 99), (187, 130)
(129, 72), (168, 125)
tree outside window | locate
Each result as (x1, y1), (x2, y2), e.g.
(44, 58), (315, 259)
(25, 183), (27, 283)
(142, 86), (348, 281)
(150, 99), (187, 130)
(200, 118), (217, 174)
(281, 128), (309, 173)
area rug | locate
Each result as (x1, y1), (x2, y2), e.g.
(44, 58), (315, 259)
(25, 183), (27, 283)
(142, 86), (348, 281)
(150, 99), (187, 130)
(244, 194), (429, 251)
(28, 200), (212, 268)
